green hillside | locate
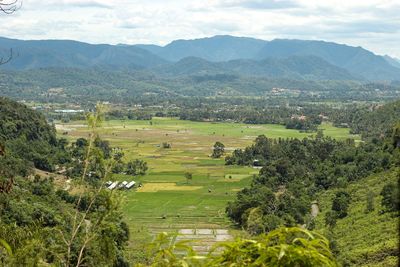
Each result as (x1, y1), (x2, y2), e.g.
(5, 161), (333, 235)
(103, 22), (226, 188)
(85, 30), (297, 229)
(316, 168), (399, 266)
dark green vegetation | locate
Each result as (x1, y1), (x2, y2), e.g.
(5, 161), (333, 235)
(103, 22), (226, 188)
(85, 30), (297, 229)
(225, 101), (400, 266)
(0, 97), (60, 172)
(316, 169), (399, 267)
(330, 100), (400, 140)
(225, 135), (396, 228)
(211, 141), (225, 158)
(0, 98), (130, 266)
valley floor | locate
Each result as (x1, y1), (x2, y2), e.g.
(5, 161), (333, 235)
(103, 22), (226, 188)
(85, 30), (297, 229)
(56, 118), (360, 255)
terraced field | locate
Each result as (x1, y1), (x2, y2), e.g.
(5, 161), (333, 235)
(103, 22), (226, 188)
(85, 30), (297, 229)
(57, 117), (360, 251)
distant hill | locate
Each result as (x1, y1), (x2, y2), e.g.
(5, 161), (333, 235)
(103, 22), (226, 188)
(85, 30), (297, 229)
(137, 35), (266, 62)
(1, 35), (399, 81)
(0, 37), (167, 70)
(255, 39), (400, 81)
(139, 36), (400, 81)
(384, 55), (400, 69)
(152, 55), (358, 80)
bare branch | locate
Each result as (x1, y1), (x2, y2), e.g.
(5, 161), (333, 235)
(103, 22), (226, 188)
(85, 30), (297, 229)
(0, 0), (21, 14)
(0, 48), (14, 65)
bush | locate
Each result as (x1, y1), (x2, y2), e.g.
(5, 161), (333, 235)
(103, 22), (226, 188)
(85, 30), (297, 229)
(331, 191), (351, 218)
(126, 159), (148, 176)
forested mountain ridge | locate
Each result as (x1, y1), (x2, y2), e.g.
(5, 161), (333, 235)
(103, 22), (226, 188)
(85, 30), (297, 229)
(255, 39), (400, 81)
(1, 35), (399, 81)
(138, 35), (400, 81)
(152, 55), (358, 80)
(137, 35), (267, 62)
(384, 55), (400, 69)
(0, 37), (167, 70)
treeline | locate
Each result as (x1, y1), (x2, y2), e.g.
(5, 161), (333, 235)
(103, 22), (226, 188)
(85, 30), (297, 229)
(103, 101), (328, 132)
(330, 100), (400, 140)
(179, 107), (323, 131)
(1, 68), (399, 105)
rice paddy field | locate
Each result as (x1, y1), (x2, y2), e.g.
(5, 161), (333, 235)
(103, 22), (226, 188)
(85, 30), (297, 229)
(56, 117), (360, 252)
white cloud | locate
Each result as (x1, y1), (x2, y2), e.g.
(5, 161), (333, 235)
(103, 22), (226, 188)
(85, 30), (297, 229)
(0, 0), (398, 57)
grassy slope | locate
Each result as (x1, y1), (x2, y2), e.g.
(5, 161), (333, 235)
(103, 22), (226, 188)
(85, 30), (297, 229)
(316, 168), (399, 267)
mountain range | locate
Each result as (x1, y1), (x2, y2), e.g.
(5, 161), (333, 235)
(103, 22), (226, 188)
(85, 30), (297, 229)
(0, 35), (399, 81)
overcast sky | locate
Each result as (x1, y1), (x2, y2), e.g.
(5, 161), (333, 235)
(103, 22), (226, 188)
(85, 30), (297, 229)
(0, 0), (399, 57)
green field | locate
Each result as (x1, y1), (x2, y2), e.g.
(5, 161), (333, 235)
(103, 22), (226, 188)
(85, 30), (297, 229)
(57, 118), (360, 250)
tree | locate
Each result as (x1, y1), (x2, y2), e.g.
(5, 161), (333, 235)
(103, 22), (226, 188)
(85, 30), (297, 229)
(184, 172), (192, 184)
(162, 142), (171, 149)
(0, 0), (20, 65)
(126, 159), (148, 176)
(365, 191), (375, 213)
(392, 123), (400, 148)
(0, 0), (19, 14)
(211, 141), (225, 158)
(331, 191), (351, 218)
(380, 182), (400, 212)
(94, 136), (111, 159)
(113, 150), (124, 162)
(325, 211), (337, 229)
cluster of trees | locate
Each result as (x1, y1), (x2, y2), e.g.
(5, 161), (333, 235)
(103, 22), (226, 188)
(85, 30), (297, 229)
(211, 141), (225, 158)
(0, 97), (70, 172)
(125, 159), (148, 176)
(107, 109), (153, 121)
(325, 191), (352, 228)
(225, 127), (399, 234)
(179, 106), (323, 131)
(63, 137), (148, 179)
(329, 100), (400, 140)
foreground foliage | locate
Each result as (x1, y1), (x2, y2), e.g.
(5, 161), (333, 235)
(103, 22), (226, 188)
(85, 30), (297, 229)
(0, 99), (130, 266)
(138, 227), (338, 267)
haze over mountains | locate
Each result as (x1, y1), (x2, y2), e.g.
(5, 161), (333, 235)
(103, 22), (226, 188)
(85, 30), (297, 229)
(0, 35), (399, 81)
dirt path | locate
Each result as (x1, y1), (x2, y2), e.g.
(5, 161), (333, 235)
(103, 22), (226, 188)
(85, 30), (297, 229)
(311, 201), (319, 218)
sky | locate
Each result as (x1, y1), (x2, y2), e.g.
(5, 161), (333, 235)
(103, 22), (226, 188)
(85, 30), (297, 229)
(0, 0), (399, 58)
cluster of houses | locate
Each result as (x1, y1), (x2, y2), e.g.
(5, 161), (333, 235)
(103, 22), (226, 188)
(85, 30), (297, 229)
(105, 181), (138, 190)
